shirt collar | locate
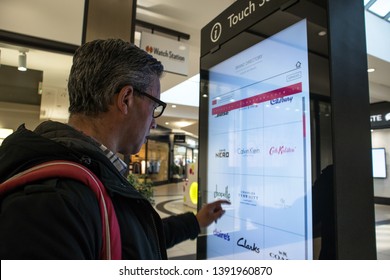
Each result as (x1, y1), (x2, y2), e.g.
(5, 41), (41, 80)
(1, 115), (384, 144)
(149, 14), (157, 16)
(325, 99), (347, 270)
(99, 143), (128, 176)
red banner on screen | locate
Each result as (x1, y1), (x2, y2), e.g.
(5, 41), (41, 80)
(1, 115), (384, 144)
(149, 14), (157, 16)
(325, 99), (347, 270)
(211, 82), (302, 115)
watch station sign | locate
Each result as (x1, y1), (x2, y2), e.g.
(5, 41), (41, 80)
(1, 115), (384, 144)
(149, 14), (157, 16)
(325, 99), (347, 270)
(141, 32), (189, 76)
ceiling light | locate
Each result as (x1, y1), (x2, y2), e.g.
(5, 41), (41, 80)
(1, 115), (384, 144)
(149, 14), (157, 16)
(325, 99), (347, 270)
(174, 121), (193, 128)
(18, 52), (27, 71)
(171, 104), (177, 108)
(318, 30), (327, 36)
(367, 68), (376, 72)
(0, 128), (13, 139)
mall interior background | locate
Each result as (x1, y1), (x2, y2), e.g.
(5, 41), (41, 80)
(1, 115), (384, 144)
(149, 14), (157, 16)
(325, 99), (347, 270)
(0, 0), (389, 259)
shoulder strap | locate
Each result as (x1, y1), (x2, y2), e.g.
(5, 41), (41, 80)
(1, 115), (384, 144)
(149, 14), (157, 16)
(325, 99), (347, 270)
(0, 160), (121, 260)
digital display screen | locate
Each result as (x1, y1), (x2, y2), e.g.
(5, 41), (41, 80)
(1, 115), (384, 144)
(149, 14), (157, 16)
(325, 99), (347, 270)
(372, 148), (387, 179)
(203, 20), (313, 260)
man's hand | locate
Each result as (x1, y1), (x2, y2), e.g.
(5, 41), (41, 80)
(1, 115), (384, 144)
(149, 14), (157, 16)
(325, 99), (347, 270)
(196, 200), (231, 228)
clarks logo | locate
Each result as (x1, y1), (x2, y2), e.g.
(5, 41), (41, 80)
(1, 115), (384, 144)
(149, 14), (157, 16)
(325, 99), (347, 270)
(236, 237), (260, 254)
(269, 146), (295, 155)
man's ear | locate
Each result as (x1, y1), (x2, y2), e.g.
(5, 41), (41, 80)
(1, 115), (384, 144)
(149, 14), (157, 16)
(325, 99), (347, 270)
(116, 85), (134, 114)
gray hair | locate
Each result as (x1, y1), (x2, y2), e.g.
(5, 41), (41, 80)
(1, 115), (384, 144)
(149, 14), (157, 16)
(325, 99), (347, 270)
(68, 39), (164, 115)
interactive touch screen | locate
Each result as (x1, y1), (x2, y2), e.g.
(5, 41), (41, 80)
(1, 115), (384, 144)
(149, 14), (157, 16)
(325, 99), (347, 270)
(204, 20), (312, 260)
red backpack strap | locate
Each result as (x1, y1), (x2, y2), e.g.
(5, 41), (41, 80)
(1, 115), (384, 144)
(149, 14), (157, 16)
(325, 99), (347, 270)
(0, 160), (121, 260)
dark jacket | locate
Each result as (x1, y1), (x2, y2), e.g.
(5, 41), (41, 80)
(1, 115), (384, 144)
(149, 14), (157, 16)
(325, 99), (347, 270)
(0, 121), (200, 259)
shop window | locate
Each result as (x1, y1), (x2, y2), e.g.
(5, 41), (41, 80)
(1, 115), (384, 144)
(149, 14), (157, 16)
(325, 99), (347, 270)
(172, 145), (198, 180)
(147, 140), (169, 182)
(130, 140), (169, 184)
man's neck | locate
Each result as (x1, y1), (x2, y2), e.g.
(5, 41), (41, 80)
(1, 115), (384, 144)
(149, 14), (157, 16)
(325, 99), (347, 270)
(68, 113), (117, 153)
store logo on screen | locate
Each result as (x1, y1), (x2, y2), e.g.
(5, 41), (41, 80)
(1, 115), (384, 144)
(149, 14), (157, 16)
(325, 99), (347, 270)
(214, 185), (231, 200)
(213, 228), (231, 241)
(239, 190), (259, 206)
(270, 96), (294, 105)
(269, 251), (289, 260)
(269, 146), (295, 155)
(215, 149), (230, 158)
(237, 147), (261, 156)
(216, 111), (229, 118)
(236, 237), (260, 254)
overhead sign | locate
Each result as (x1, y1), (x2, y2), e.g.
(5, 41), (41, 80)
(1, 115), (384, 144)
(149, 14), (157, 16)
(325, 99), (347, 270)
(140, 32), (189, 76)
(201, 0), (292, 56)
(370, 102), (390, 129)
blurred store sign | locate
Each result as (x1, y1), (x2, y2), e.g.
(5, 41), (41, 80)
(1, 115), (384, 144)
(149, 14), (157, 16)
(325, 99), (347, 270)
(140, 32), (189, 76)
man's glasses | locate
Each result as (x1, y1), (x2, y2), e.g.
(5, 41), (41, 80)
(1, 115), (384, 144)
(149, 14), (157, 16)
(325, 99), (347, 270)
(134, 89), (167, 118)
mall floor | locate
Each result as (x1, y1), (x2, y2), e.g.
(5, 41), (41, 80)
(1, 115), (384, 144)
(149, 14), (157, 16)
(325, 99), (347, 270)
(152, 186), (390, 260)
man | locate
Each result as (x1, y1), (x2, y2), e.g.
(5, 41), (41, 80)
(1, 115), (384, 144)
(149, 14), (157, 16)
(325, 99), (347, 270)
(0, 39), (228, 259)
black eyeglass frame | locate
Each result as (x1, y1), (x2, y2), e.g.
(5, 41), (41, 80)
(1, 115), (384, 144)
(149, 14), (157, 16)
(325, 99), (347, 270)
(134, 88), (167, 118)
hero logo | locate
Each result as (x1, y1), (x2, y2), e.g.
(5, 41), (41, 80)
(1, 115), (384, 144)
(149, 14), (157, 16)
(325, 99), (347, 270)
(269, 146), (295, 155)
(215, 149), (229, 158)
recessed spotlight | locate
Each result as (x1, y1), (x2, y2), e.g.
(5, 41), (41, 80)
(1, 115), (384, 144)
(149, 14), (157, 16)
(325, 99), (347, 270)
(367, 68), (376, 73)
(318, 30), (327, 36)
(171, 104), (177, 108)
(165, 122), (169, 125)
